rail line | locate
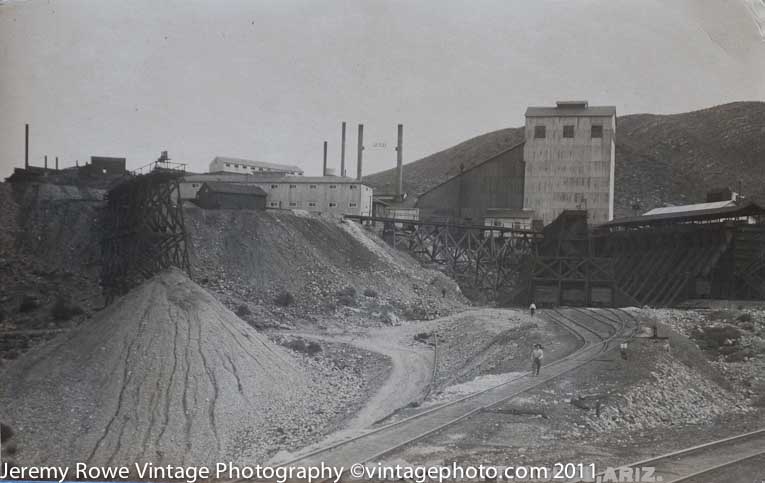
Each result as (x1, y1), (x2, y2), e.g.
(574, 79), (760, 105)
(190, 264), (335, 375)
(263, 308), (635, 475)
(572, 428), (765, 483)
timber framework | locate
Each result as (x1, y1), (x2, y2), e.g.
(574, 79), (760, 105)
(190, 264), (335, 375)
(101, 165), (190, 300)
(344, 215), (542, 295)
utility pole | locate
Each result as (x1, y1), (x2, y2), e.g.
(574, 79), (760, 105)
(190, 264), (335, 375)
(323, 141), (328, 176)
(340, 122), (346, 177)
(396, 124), (403, 200)
(356, 124), (364, 181)
(24, 124), (29, 169)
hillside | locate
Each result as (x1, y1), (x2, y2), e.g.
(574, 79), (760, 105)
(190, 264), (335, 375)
(363, 102), (765, 218)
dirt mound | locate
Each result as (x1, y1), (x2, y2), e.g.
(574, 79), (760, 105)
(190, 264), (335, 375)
(185, 207), (466, 327)
(0, 269), (366, 468)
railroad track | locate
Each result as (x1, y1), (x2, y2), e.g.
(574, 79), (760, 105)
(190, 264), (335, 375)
(572, 428), (765, 483)
(265, 308), (636, 474)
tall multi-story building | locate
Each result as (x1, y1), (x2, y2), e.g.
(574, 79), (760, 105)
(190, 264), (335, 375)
(523, 101), (616, 226)
(209, 156), (303, 176)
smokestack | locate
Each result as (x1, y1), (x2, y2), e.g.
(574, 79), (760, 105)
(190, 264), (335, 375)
(24, 124), (29, 169)
(357, 124), (364, 181)
(340, 122), (346, 177)
(396, 124), (403, 200)
(323, 141), (328, 176)
(44, 155), (48, 170)
(55, 156), (59, 170)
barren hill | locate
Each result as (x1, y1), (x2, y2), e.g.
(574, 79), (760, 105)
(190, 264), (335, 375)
(363, 102), (765, 218)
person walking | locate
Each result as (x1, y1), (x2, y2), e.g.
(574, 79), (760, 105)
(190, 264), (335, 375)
(531, 344), (544, 376)
(529, 301), (537, 317)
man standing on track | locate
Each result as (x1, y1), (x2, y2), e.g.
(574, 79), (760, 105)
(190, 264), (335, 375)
(531, 344), (544, 376)
(529, 301), (537, 317)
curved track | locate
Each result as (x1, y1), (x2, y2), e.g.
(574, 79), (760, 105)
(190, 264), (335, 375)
(266, 308), (636, 473)
(572, 428), (765, 483)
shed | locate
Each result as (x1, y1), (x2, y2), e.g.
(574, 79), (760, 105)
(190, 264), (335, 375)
(196, 182), (267, 210)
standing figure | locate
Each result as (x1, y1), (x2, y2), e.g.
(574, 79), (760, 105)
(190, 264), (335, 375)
(531, 344), (544, 376)
(529, 301), (537, 317)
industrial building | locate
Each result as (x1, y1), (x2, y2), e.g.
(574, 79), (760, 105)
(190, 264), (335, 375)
(196, 182), (267, 210)
(181, 173), (372, 216)
(523, 101), (616, 226)
(209, 156), (303, 176)
(414, 143), (525, 222)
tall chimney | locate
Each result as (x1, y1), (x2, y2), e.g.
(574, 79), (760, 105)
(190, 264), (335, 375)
(396, 124), (403, 200)
(44, 155), (48, 169)
(323, 141), (328, 176)
(340, 122), (346, 177)
(24, 124), (29, 169)
(55, 156), (59, 170)
(356, 124), (364, 181)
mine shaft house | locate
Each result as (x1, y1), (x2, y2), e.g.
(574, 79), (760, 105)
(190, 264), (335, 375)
(196, 182), (267, 210)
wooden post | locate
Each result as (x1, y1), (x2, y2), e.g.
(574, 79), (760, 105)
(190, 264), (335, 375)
(323, 141), (328, 176)
(341, 122), (346, 177)
(24, 124), (29, 169)
(357, 124), (364, 181)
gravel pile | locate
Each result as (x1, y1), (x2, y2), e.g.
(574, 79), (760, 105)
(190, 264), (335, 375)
(185, 207), (467, 329)
(0, 269), (369, 468)
(586, 354), (753, 433)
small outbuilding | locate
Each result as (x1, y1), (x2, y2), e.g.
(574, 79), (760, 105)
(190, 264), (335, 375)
(196, 182), (267, 210)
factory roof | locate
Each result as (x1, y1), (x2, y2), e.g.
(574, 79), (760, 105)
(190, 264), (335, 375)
(184, 173), (366, 185)
(201, 182), (267, 196)
(211, 156), (303, 174)
(601, 200), (765, 228)
(642, 200), (736, 216)
(526, 101), (616, 118)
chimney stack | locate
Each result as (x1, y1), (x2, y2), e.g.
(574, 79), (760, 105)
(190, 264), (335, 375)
(356, 124), (364, 181)
(323, 141), (328, 176)
(55, 156), (59, 170)
(396, 124), (403, 200)
(340, 122), (346, 177)
(24, 124), (29, 169)
(44, 155), (48, 170)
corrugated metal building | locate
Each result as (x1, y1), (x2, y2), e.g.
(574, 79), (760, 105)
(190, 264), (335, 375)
(196, 182), (267, 210)
(523, 101), (616, 226)
(414, 142), (525, 223)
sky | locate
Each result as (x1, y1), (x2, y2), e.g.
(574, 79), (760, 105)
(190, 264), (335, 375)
(1, 0), (764, 179)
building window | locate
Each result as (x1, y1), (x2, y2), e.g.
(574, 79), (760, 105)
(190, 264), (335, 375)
(289, 202), (298, 207)
(259, 167), (264, 171)
(534, 125), (546, 139)
(349, 202), (357, 207)
(308, 201), (317, 207)
(309, 184), (317, 189)
(591, 125), (603, 138)
(329, 184), (337, 189)
(270, 184), (279, 189)
(329, 202), (337, 207)
(225, 163), (231, 167)
(349, 185), (357, 189)
(289, 184), (297, 188)
(191, 183), (199, 188)
(269, 202), (279, 207)
(493, 220), (502, 227)
(563, 125), (574, 138)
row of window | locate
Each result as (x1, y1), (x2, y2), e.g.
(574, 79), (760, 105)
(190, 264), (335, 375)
(270, 184), (357, 190)
(222, 163), (300, 175)
(268, 201), (358, 208)
(534, 124), (603, 139)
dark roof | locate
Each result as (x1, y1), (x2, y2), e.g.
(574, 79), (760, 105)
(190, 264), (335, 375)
(525, 105), (616, 117)
(601, 200), (765, 228)
(415, 141), (525, 203)
(201, 182), (267, 196)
